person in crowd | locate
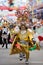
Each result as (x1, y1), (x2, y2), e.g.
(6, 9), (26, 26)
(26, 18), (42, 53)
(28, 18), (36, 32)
(33, 25), (36, 31)
(7, 28), (11, 44)
(41, 11), (43, 20)
(0, 27), (2, 45)
(2, 26), (8, 49)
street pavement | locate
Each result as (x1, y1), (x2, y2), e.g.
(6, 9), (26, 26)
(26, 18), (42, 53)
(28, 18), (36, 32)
(0, 45), (43, 65)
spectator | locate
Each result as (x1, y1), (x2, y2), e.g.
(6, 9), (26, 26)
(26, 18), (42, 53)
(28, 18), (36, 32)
(2, 26), (8, 49)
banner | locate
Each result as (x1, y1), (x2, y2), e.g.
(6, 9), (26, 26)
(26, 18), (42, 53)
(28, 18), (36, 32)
(0, 6), (18, 10)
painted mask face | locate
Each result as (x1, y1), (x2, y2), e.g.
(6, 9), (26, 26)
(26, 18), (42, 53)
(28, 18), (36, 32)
(21, 26), (26, 30)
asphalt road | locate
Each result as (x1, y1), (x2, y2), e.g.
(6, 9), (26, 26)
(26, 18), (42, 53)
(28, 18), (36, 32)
(0, 45), (43, 65)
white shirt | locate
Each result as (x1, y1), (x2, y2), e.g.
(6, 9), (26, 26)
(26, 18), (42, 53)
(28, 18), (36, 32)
(2, 28), (8, 34)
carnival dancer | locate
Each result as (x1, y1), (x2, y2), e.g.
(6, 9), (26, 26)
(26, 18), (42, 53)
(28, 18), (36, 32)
(10, 23), (40, 63)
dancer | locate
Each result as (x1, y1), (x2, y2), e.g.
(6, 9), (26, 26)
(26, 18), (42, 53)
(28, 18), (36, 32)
(10, 23), (40, 63)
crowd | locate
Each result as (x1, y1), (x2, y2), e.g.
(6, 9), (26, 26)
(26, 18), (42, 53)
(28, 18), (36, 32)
(0, 15), (43, 49)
